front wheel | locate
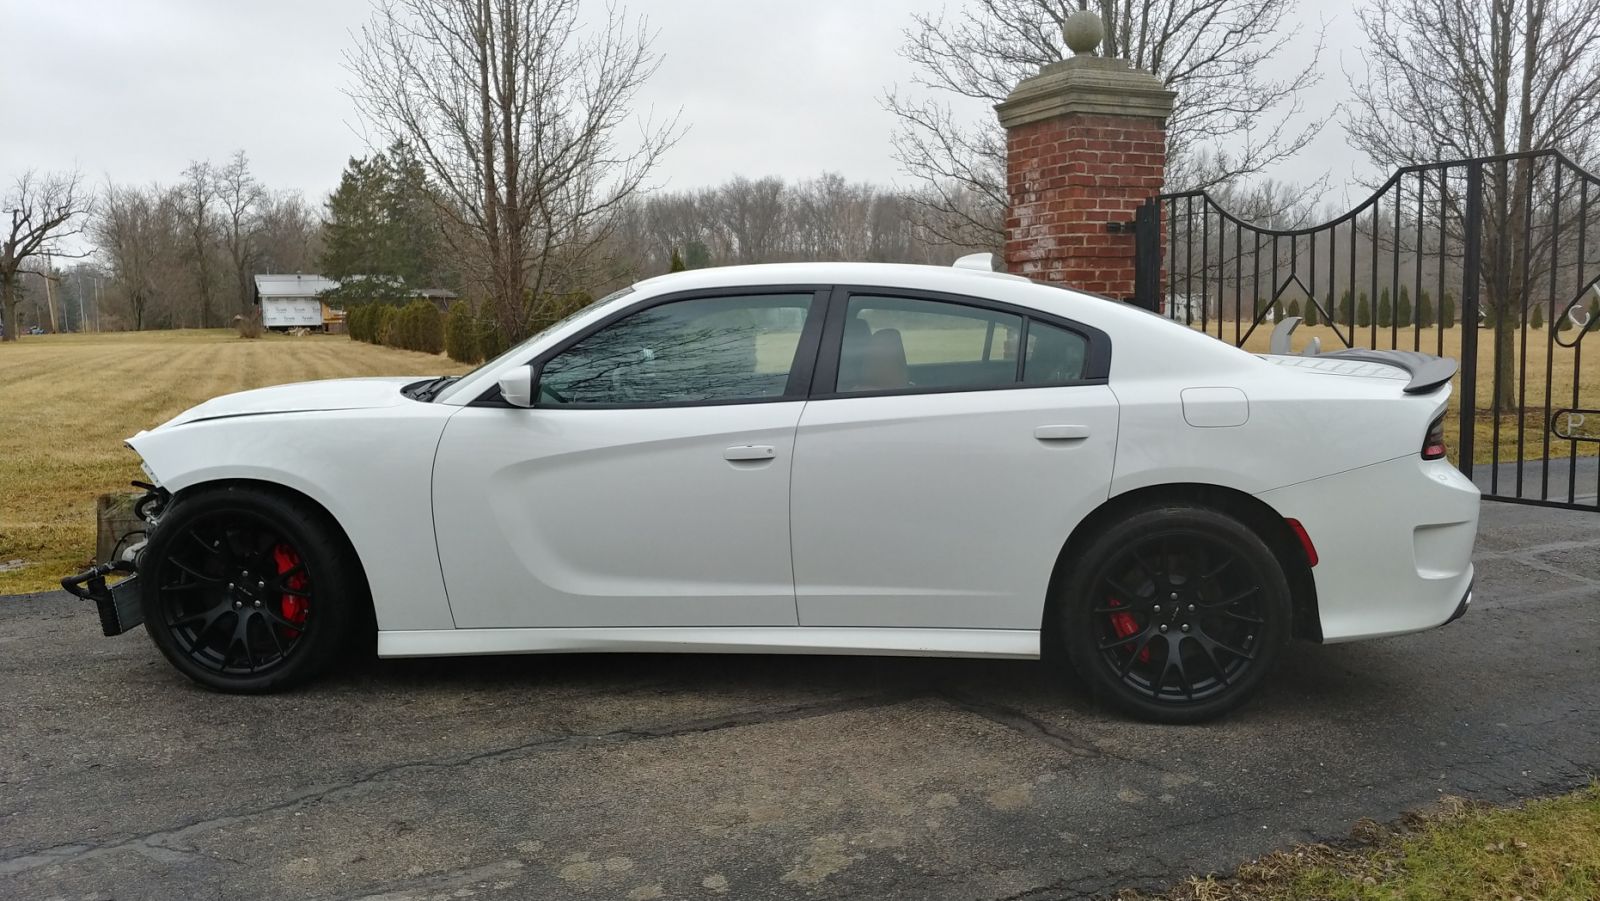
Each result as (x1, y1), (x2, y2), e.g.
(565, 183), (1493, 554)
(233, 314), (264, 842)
(1058, 504), (1292, 723)
(139, 486), (359, 693)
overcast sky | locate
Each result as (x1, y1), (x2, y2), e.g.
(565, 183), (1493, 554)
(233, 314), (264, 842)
(4, 0), (1371, 206)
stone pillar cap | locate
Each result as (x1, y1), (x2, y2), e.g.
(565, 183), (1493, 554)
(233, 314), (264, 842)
(995, 56), (1176, 129)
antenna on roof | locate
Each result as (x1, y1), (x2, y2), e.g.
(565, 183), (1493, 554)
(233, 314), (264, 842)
(952, 252), (995, 272)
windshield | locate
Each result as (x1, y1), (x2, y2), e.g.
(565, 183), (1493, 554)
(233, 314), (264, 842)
(433, 287), (636, 402)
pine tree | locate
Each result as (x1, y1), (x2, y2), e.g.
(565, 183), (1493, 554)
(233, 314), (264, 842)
(1442, 293), (1457, 328)
(1397, 285), (1412, 327)
(1530, 304), (1545, 329)
(1305, 294), (1321, 326)
(320, 141), (451, 303)
(1417, 289), (1434, 327)
(1357, 295), (1372, 328)
(669, 248), (686, 272)
(445, 301), (480, 363)
(1339, 290), (1354, 326)
(683, 241), (712, 269)
(1287, 299), (1302, 319)
(1378, 288), (1393, 327)
(1589, 296), (1600, 331)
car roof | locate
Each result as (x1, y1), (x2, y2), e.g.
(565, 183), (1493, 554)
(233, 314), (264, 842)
(633, 262), (1034, 296)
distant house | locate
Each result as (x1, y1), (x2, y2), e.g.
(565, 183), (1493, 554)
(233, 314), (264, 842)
(253, 274), (459, 331)
(254, 274), (342, 331)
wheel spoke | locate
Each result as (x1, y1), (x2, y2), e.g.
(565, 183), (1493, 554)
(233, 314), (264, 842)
(258, 606), (304, 632)
(1208, 635), (1255, 661)
(1098, 628), (1149, 651)
(1201, 554), (1233, 580)
(1126, 548), (1162, 584)
(1118, 632), (1157, 679)
(169, 556), (223, 584)
(1104, 575), (1148, 602)
(1195, 635), (1231, 688)
(257, 612), (289, 659)
(1199, 584), (1259, 609)
(1172, 642), (1194, 701)
(1220, 608), (1265, 625)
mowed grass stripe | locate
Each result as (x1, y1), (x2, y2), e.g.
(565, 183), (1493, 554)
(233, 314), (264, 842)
(1, 330), (468, 594)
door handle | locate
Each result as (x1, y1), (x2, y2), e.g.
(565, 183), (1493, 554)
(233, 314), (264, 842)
(1035, 425), (1090, 441)
(723, 445), (777, 461)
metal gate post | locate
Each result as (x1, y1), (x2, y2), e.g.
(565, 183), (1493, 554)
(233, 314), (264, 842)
(1133, 200), (1161, 311)
(1459, 164), (1484, 477)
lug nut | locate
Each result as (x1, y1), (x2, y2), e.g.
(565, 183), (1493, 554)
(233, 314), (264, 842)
(1181, 623), (1191, 632)
(258, 581), (266, 590)
(232, 600), (242, 609)
(253, 600), (262, 608)
(227, 582), (235, 590)
(1170, 592), (1179, 600)
(1158, 624), (1168, 633)
(1153, 604), (1162, 613)
(1188, 604), (1195, 612)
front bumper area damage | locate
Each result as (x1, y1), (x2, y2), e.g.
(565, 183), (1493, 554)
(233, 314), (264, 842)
(61, 481), (168, 637)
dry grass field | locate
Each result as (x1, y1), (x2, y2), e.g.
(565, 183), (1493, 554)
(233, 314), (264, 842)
(0, 330), (469, 594)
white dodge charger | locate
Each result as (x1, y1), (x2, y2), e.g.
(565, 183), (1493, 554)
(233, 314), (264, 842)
(67, 260), (1480, 722)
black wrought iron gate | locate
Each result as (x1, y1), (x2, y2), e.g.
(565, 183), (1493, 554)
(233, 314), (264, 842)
(1132, 149), (1600, 511)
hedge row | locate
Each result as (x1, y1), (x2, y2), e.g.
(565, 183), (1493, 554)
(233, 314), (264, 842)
(347, 300), (445, 354)
(442, 292), (595, 364)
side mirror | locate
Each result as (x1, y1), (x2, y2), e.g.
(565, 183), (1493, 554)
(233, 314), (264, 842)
(498, 365), (535, 408)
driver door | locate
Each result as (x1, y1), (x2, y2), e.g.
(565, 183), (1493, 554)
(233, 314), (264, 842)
(432, 289), (825, 629)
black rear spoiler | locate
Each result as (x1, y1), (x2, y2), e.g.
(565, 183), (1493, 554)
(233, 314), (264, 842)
(1314, 349), (1459, 395)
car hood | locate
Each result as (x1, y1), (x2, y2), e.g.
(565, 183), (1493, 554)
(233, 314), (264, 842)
(147, 377), (421, 431)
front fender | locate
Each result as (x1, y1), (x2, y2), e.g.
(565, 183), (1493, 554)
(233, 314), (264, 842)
(128, 405), (459, 631)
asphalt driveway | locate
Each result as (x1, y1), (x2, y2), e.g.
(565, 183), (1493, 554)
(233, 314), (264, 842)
(2, 501), (1597, 900)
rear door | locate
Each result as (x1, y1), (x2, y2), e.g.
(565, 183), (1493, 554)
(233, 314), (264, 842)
(789, 288), (1119, 630)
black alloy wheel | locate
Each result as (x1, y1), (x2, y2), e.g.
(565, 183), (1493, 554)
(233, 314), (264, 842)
(141, 487), (358, 692)
(1060, 504), (1292, 723)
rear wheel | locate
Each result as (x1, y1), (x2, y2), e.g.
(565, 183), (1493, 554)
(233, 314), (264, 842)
(140, 486), (358, 693)
(1059, 504), (1291, 723)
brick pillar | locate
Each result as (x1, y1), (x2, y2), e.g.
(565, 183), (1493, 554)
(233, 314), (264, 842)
(996, 43), (1175, 300)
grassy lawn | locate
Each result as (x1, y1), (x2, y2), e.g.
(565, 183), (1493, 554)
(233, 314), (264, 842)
(0, 330), (468, 595)
(1121, 785), (1600, 901)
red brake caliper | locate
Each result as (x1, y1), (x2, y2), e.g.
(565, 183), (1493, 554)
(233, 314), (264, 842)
(272, 544), (309, 638)
(1107, 598), (1151, 663)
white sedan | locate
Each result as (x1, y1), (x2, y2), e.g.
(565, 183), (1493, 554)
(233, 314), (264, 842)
(69, 260), (1481, 722)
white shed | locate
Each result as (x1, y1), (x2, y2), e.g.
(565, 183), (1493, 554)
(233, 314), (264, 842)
(254, 274), (341, 330)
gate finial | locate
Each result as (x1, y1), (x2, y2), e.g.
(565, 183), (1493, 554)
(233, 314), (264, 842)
(1063, 9), (1103, 57)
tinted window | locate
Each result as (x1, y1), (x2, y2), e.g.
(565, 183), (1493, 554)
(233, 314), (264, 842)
(836, 296), (1088, 393)
(538, 294), (813, 406)
(1022, 320), (1089, 384)
(839, 296), (1023, 393)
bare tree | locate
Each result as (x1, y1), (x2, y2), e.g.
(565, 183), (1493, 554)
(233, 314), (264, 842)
(255, 192), (323, 274)
(2, 170), (91, 341)
(884, 0), (1326, 248)
(94, 184), (171, 331)
(177, 161), (220, 328)
(347, 0), (681, 341)
(216, 150), (265, 317)
(1348, 0), (1600, 395)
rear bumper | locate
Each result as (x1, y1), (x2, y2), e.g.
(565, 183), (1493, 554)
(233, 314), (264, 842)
(1257, 454), (1481, 643)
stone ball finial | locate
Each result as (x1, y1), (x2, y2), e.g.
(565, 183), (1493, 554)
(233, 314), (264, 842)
(1063, 8), (1104, 56)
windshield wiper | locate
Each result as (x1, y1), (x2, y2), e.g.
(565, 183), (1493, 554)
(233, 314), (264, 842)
(408, 375), (459, 401)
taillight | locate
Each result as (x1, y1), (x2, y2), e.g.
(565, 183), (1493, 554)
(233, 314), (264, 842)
(1422, 415), (1447, 460)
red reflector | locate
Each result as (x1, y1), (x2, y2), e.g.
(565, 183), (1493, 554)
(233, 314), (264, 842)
(1286, 518), (1319, 567)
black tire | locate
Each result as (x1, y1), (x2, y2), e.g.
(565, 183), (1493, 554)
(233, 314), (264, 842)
(139, 485), (360, 693)
(1058, 504), (1291, 723)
